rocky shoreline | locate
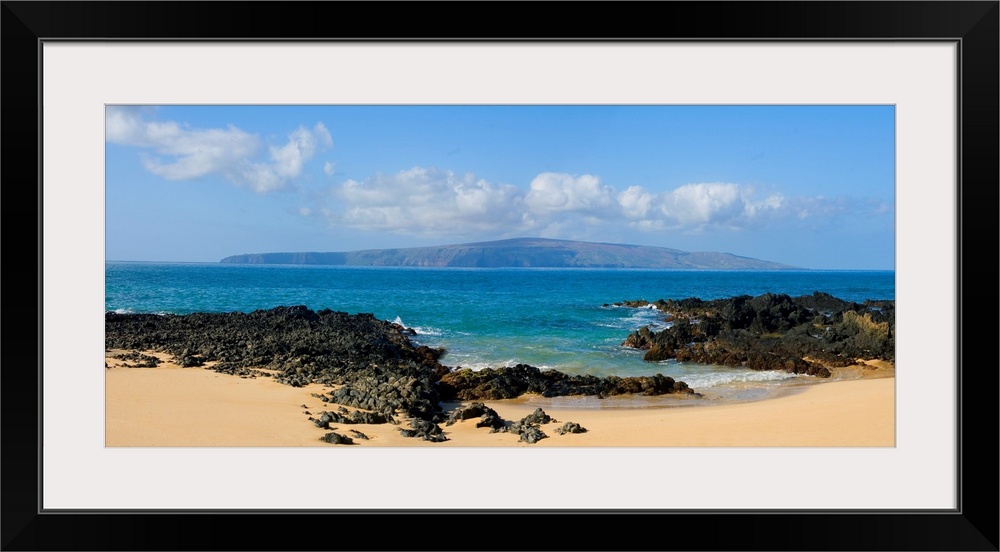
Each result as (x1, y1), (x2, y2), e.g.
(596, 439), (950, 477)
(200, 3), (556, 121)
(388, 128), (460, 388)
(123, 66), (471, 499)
(106, 305), (695, 444)
(615, 291), (894, 378)
(106, 292), (893, 444)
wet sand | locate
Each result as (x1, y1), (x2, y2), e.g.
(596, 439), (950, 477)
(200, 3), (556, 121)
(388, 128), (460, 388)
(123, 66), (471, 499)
(106, 351), (894, 448)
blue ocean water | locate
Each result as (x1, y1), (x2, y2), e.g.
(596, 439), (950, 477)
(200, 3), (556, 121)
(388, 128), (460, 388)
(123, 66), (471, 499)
(105, 263), (894, 403)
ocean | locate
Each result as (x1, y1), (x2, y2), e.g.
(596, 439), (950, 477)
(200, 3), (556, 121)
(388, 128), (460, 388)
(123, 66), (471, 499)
(105, 262), (895, 404)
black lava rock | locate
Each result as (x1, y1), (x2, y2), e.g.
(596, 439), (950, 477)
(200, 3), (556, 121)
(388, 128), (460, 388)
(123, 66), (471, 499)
(319, 432), (354, 445)
(554, 422), (587, 435)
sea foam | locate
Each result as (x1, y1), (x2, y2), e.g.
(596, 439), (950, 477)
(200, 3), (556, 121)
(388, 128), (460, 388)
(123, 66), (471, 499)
(677, 369), (802, 389)
(391, 316), (444, 336)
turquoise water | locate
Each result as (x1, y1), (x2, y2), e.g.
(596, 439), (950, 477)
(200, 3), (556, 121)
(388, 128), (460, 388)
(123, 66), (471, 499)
(105, 262), (894, 402)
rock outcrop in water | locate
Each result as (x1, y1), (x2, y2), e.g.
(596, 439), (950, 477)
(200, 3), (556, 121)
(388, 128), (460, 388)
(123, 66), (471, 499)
(437, 363), (699, 400)
(106, 305), (699, 443)
(106, 306), (450, 423)
(618, 292), (895, 377)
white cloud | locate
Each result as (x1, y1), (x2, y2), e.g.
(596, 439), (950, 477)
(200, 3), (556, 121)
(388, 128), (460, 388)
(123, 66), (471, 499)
(310, 162), (875, 242)
(324, 161), (336, 177)
(106, 107), (330, 192)
(269, 126), (321, 179)
(137, 125), (260, 181)
(238, 124), (333, 192)
(781, 195), (854, 223)
(524, 173), (616, 214)
(105, 106), (151, 144)
(332, 167), (524, 235)
(871, 200), (893, 216)
(618, 182), (806, 231)
(663, 182), (746, 225)
(618, 186), (655, 219)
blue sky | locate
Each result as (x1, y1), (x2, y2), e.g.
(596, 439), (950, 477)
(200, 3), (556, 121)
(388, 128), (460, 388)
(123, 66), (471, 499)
(105, 105), (894, 269)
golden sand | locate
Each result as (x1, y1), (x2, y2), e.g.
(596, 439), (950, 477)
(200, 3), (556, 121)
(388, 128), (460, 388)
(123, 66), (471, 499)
(106, 352), (894, 448)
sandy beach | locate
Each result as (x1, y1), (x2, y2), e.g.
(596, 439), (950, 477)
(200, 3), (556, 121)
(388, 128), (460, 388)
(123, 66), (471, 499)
(106, 351), (894, 448)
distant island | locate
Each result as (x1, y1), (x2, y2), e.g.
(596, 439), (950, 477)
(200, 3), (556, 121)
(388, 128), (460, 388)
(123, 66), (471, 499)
(220, 238), (798, 269)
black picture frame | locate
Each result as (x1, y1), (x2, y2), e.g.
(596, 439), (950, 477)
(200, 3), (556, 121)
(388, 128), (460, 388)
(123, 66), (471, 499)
(3, 2), (997, 550)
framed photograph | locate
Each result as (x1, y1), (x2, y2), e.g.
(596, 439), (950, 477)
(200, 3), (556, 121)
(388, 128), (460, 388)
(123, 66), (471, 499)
(4, 2), (997, 550)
